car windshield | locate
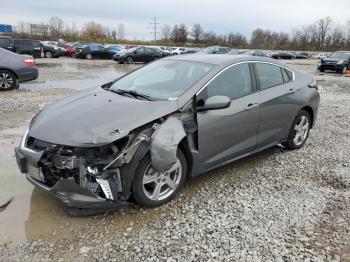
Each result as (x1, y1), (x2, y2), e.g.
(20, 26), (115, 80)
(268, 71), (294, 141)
(329, 52), (350, 59)
(110, 60), (213, 100)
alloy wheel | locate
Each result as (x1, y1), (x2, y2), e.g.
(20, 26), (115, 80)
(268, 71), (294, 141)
(0, 73), (14, 89)
(45, 51), (53, 58)
(293, 115), (309, 146)
(127, 57), (134, 64)
(142, 160), (182, 201)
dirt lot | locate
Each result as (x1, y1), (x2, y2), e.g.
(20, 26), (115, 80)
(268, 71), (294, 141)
(0, 58), (349, 261)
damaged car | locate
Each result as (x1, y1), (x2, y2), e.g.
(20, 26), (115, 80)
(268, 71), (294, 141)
(15, 55), (320, 213)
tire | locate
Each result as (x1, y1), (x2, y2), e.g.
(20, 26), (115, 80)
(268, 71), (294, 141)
(132, 150), (187, 207)
(45, 51), (53, 58)
(0, 70), (17, 91)
(126, 56), (134, 64)
(153, 56), (160, 61)
(283, 110), (311, 150)
(86, 53), (92, 60)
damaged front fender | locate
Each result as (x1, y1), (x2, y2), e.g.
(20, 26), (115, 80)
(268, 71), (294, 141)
(150, 117), (187, 172)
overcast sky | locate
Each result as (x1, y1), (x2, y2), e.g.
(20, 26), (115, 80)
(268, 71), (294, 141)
(1, 0), (349, 40)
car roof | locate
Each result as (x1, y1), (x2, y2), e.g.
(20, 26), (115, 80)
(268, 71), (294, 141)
(164, 54), (278, 66)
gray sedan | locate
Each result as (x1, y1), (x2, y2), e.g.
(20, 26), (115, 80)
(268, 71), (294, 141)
(15, 55), (319, 213)
(0, 47), (38, 91)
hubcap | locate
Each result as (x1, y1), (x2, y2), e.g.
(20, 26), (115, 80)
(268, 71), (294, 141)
(142, 159), (182, 201)
(46, 51), (52, 58)
(0, 73), (14, 89)
(127, 57), (133, 64)
(293, 115), (309, 146)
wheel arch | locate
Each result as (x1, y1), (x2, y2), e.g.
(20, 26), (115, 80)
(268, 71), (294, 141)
(178, 137), (193, 177)
(301, 106), (314, 128)
(0, 68), (18, 79)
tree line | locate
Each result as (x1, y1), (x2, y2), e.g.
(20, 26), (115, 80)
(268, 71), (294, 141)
(11, 16), (350, 51)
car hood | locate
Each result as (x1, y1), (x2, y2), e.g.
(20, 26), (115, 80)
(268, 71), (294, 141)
(28, 87), (179, 147)
(323, 57), (342, 62)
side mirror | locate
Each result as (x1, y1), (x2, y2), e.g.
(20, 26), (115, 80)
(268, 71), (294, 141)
(197, 96), (231, 111)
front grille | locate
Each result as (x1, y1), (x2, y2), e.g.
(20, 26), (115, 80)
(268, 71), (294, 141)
(26, 137), (53, 151)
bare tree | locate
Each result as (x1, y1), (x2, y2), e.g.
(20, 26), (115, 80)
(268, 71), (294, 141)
(160, 24), (171, 41)
(15, 22), (30, 37)
(82, 21), (104, 40)
(48, 16), (64, 39)
(116, 23), (125, 39)
(191, 23), (203, 43)
(315, 17), (333, 49)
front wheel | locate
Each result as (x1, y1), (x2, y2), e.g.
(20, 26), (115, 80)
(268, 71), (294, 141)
(86, 53), (92, 60)
(283, 110), (311, 150)
(45, 51), (53, 58)
(0, 70), (17, 91)
(132, 150), (187, 207)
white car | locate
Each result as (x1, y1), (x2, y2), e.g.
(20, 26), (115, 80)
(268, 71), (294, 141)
(171, 47), (186, 55)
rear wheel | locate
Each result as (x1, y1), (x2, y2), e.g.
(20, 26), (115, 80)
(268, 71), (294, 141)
(126, 56), (134, 64)
(0, 70), (17, 91)
(132, 150), (187, 207)
(283, 110), (311, 150)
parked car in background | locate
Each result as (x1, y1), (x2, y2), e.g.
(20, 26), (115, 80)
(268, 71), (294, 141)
(58, 43), (76, 57)
(114, 46), (162, 63)
(107, 45), (124, 55)
(75, 44), (115, 59)
(228, 49), (240, 55)
(152, 46), (171, 56)
(15, 54), (319, 209)
(318, 51), (350, 74)
(271, 52), (296, 59)
(315, 53), (330, 59)
(12, 39), (42, 58)
(250, 50), (268, 57)
(0, 47), (38, 91)
(38, 41), (64, 58)
(200, 46), (231, 54)
(0, 36), (15, 52)
(171, 47), (186, 55)
(72, 41), (92, 47)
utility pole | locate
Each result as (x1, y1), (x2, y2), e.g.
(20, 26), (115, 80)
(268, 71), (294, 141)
(149, 17), (160, 41)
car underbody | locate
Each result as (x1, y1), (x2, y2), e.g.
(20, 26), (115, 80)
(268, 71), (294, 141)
(15, 101), (197, 215)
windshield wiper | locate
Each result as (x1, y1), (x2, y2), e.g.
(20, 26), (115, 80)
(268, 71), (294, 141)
(110, 89), (154, 101)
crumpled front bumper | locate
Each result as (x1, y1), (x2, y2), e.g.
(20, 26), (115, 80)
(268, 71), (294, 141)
(14, 133), (122, 210)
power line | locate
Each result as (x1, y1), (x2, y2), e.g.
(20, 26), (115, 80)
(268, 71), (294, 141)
(148, 17), (160, 41)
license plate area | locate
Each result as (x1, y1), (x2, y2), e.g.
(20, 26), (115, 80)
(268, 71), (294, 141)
(27, 164), (45, 182)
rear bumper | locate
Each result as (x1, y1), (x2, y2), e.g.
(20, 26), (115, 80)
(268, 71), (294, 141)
(18, 68), (38, 83)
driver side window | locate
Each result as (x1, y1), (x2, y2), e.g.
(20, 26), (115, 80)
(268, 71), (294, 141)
(206, 63), (252, 100)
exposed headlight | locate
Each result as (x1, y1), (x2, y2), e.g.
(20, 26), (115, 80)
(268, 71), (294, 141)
(337, 60), (344, 64)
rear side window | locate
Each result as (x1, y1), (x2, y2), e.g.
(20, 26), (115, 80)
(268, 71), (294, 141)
(206, 63), (252, 100)
(255, 63), (284, 90)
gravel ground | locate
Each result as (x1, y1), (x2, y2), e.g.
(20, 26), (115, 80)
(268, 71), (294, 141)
(0, 59), (349, 261)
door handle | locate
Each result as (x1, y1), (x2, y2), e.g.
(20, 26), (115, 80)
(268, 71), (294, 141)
(245, 103), (259, 111)
(288, 88), (296, 94)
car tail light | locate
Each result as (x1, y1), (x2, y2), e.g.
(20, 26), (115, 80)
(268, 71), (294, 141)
(23, 59), (36, 68)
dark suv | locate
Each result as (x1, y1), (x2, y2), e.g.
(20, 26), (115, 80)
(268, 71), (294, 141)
(11, 39), (62, 58)
(13, 39), (42, 58)
(0, 36), (15, 52)
(319, 51), (350, 74)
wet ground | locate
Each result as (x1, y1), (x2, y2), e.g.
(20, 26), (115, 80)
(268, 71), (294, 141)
(0, 57), (349, 260)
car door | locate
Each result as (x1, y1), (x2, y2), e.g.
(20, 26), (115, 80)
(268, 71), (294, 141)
(135, 47), (147, 62)
(196, 63), (260, 171)
(254, 62), (299, 147)
(31, 41), (42, 58)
